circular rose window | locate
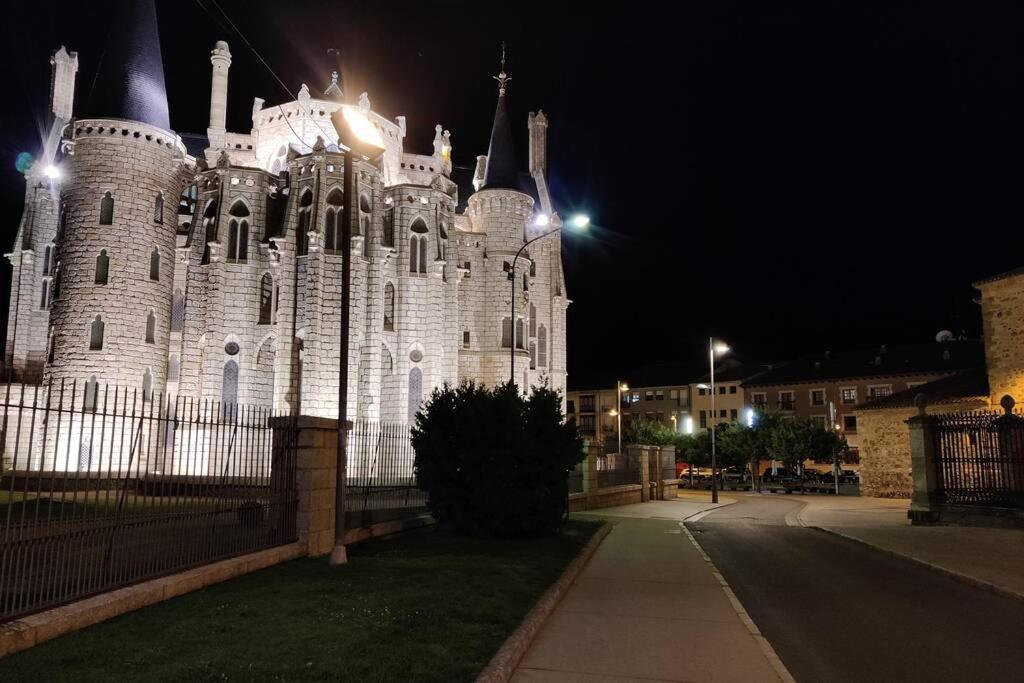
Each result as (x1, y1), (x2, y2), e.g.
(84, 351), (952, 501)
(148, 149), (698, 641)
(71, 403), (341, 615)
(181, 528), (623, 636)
(409, 349), (423, 363)
(225, 341), (240, 356)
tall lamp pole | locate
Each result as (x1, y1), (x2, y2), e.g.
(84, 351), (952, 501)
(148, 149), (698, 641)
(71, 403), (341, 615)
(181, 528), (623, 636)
(707, 337), (729, 504)
(616, 382), (628, 454)
(508, 213), (589, 387)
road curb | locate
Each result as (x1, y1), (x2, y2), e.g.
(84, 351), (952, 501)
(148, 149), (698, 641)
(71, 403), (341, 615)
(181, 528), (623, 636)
(682, 525), (796, 683)
(680, 497), (739, 523)
(475, 522), (613, 682)
(810, 526), (1024, 603)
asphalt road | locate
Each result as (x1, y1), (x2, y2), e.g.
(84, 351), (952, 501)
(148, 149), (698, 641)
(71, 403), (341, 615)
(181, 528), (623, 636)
(688, 495), (1024, 683)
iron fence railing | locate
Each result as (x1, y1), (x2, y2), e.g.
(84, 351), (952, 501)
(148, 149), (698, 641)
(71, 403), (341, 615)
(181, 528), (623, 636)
(0, 380), (297, 623)
(597, 452), (641, 488)
(346, 420), (427, 524)
(929, 408), (1024, 508)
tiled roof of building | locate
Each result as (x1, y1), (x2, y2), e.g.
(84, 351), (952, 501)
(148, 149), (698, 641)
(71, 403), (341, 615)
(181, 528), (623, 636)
(743, 341), (984, 387)
(481, 89), (518, 190)
(972, 265), (1024, 287)
(857, 366), (989, 410)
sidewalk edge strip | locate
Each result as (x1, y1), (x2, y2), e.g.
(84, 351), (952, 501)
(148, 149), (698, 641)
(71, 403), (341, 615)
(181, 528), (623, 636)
(810, 526), (1024, 603)
(475, 522), (614, 683)
(681, 497), (739, 523)
(682, 526), (796, 683)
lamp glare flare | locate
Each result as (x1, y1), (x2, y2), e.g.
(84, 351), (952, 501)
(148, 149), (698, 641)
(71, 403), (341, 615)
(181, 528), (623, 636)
(341, 106), (385, 149)
(43, 165), (60, 180)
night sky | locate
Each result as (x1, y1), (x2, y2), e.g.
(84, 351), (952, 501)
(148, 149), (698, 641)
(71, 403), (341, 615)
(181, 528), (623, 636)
(1, 1), (1021, 390)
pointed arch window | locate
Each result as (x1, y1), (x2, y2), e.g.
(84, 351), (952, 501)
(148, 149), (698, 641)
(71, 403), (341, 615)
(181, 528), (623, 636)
(408, 367), (422, 423)
(99, 192), (114, 225)
(530, 342), (537, 370)
(89, 315), (104, 350)
(223, 359), (239, 406)
(529, 304), (537, 337)
(501, 317), (512, 348)
(57, 203), (68, 241)
(358, 193), (371, 237)
(227, 201), (250, 262)
(39, 279), (52, 310)
(538, 325), (548, 368)
(201, 200), (218, 264)
(154, 192), (164, 224)
(409, 219), (428, 274)
(142, 368), (153, 402)
(530, 260), (536, 277)
(381, 345), (393, 374)
(515, 319), (525, 349)
(47, 329), (56, 364)
(84, 375), (99, 412)
(145, 308), (156, 344)
(297, 189), (313, 256)
(95, 249), (109, 285)
(523, 273), (529, 292)
(43, 244), (55, 276)
(383, 208), (395, 248)
(168, 354), (181, 381)
(383, 282), (395, 330)
(324, 188), (344, 252)
(150, 248), (160, 280)
(259, 273), (274, 324)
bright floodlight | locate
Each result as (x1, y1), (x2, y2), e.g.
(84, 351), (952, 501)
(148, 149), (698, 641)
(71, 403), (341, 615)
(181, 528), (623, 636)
(609, 409), (619, 417)
(43, 165), (60, 180)
(620, 383), (629, 391)
(534, 213), (550, 227)
(696, 383), (709, 390)
(341, 106), (385, 149)
(571, 214), (590, 229)
(713, 342), (730, 355)
(746, 408), (756, 427)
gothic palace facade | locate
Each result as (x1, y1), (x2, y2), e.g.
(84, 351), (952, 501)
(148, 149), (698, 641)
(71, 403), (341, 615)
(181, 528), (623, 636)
(3, 4), (569, 423)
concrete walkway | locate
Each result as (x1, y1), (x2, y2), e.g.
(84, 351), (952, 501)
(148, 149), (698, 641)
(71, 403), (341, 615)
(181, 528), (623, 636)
(513, 501), (787, 682)
(794, 494), (1024, 598)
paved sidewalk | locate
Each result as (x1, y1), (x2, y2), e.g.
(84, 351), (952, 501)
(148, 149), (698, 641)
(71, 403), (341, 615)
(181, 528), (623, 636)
(796, 494), (1024, 598)
(513, 504), (786, 682)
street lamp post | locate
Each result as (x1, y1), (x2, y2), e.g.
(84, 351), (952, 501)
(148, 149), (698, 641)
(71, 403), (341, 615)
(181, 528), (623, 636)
(707, 337), (729, 504)
(508, 213), (589, 387)
(617, 382), (628, 455)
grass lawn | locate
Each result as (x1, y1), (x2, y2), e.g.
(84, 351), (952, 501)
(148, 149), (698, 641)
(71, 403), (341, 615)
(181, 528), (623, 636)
(0, 519), (602, 682)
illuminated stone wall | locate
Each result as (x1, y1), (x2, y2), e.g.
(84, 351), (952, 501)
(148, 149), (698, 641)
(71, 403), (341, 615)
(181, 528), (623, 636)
(977, 271), (1024, 406)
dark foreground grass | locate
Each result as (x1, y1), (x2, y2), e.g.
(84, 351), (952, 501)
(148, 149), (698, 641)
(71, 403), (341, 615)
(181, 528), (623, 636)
(0, 519), (601, 682)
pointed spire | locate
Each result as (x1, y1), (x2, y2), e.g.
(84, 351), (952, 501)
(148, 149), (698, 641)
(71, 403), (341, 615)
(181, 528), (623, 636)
(82, 0), (170, 131)
(482, 42), (519, 190)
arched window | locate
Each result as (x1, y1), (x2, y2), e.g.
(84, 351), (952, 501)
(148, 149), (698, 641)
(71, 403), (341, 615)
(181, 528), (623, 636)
(530, 304), (537, 337)
(530, 260), (536, 277)
(99, 192), (114, 225)
(57, 203), (68, 241)
(530, 342), (536, 370)
(154, 193), (164, 224)
(47, 329), (56, 364)
(256, 337), (276, 407)
(53, 265), (62, 299)
(407, 367), (422, 423)
(463, 330), (471, 349)
(95, 249), (109, 285)
(381, 345), (393, 374)
(297, 189), (313, 256)
(259, 273), (274, 324)
(409, 235), (419, 273)
(171, 289), (185, 331)
(43, 245), (54, 276)
(515, 319), (525, 349)
(523, 273), (529, 292)
(168, 354), (181, 381)
(142, 368), (153, 402)
(324, 189), (343, 252)
(222, 359), (239, 406)
(227, 201), (250, 262)
(538, 325), (548, 368)
(358, 193), (371, 237)
(410, 218), (428, 273)
(84, 375), (99, 411)
(501, 317), (512, 348)
(150, 248), (160, 281)
(383, 209), (394, 248)
(89, 315), (104, 350)
(145, 308), (156, 343)
(201, 200), (218, 264)
(383, 282), (395, 331)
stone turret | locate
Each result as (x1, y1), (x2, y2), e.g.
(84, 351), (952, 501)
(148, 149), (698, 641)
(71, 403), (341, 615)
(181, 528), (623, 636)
(208, 41), (232, 148)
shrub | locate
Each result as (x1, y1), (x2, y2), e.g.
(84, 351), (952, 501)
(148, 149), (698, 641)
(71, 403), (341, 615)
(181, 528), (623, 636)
(411, 382), (585, 538)
(623, 416), (677, 446)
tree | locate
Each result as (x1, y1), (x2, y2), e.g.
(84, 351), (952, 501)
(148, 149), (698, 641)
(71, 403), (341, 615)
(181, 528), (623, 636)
(411, 381), (584, 538)
(768, 417), (847, 473)
(623, 416), (677, 446)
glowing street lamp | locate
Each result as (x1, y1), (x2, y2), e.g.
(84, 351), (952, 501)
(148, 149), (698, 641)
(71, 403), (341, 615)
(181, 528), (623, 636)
(328, 104), (386, 567)
(615, 381), (628, 454)
(707, 337), (730, 504)
(509, 212), (590, 386)
(43, 165), (61, 180)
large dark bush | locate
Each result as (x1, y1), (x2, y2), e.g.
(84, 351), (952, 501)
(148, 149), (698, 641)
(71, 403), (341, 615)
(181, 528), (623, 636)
(411, 382), (584, 537)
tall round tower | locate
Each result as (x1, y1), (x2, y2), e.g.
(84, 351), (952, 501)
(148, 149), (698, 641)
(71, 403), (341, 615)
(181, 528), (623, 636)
(45, 0), (190, 398)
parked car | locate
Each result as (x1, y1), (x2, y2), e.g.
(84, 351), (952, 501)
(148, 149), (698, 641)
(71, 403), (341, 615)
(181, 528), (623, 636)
(762, 467), (795, 482)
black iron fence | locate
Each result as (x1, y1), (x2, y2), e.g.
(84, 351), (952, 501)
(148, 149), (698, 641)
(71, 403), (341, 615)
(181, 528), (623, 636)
(597, 452), (641, 488)
(0, 380), (297, 623)
(345, 419), (427, 525)
(929, 408), (1024, 508)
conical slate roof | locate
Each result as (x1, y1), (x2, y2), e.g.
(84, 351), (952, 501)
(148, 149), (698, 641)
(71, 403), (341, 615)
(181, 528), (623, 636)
(82, 0), (170, 131)
(482, 90), (519, 190)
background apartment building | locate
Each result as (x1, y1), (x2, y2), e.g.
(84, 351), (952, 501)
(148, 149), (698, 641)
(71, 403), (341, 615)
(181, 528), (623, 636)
(688, 361), (772, 432)
(566, 380), (692, 445)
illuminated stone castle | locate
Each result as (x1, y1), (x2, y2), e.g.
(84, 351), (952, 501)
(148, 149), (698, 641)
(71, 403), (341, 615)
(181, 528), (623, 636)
(3, 2), (569, 421)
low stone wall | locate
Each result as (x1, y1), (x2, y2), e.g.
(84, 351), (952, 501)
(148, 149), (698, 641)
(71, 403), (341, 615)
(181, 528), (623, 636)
(569, 484), (643, 511)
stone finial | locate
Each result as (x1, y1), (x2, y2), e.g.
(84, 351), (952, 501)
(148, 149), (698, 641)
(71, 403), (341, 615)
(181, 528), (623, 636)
(252, 97), (265, 123)
(433, 124), (443, 156)
(493, 41), (511, 96)
(325, 70), (343, 99)
(358, 92), (371, 111)
(312, 135), (326, 155)
(216, 150), (231, 169)
(297, 83), (311, 110)
(1000, 394), (1015, 415)
(913, 392), (928, 416)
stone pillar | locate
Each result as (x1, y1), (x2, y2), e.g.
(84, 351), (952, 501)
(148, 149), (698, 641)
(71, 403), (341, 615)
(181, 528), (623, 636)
(583, 442), (599, 493)
(639, 446), (651, 502)
(208, 41), (231, 144)
(906, 395), (937, 522)
(272, 415), (341, 557)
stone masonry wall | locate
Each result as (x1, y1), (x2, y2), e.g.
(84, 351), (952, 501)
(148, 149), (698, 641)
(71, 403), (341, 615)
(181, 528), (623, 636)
(978, 272), (1024, 405)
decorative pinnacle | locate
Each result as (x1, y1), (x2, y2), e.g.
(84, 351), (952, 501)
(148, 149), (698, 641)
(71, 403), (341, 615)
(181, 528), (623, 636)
(494, 41), (511, 96)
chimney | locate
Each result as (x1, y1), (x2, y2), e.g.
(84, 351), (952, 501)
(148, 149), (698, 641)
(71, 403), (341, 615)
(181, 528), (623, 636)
(528, 110), (548, 178)
(208, 41), (232, 142)
(49, 46), (79, 121)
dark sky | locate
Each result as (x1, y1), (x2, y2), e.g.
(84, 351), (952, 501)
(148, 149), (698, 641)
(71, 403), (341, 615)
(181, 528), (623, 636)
(2, 1), (1022, 389)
